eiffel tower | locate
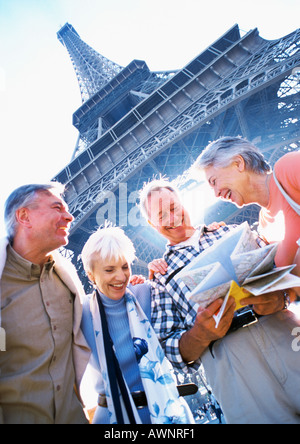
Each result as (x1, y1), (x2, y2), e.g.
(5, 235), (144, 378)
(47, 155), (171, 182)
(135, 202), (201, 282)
(55, 23), (300, 285)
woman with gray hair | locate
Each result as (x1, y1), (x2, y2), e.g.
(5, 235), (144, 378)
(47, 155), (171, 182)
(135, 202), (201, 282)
(193, 136), (300, 281)
(80, 225), (194, 425)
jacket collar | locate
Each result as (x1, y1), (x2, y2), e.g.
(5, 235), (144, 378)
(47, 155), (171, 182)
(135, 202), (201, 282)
(0, 237), (85, 334)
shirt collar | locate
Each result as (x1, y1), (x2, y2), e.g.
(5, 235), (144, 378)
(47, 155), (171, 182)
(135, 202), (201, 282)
(6, 244), (55, 279)
(166, 225), (204, 252)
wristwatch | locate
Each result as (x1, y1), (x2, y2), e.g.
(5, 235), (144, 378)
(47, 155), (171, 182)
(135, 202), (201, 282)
(283, 291), (291, 310)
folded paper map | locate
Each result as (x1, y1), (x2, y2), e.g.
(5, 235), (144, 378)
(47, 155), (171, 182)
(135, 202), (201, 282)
(177, 222), (300, 326)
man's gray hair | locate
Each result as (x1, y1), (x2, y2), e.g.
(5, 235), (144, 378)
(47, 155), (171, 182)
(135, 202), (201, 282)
(139, 178), (180, 220)
(4, 182), (65, 241)
(193, 136), (271, 174)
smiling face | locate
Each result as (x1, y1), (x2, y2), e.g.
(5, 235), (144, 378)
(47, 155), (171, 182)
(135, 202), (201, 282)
(17, 190), (74, 252)
(204, 156), (251, 208)
(146, 188), (195, 245)
(89, 255), (131, 301)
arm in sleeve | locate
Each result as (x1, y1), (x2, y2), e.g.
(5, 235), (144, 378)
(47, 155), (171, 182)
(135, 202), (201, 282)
(150, 278), (201, 374)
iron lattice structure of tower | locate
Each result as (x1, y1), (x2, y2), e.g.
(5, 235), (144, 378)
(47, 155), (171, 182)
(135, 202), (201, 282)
(55, 23), (300, 286)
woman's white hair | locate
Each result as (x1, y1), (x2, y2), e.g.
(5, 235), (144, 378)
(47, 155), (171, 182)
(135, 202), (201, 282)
(81, 225), (136, 274)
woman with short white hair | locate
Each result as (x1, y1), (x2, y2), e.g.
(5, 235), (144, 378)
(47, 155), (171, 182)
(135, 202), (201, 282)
(80, 225), (194, 425)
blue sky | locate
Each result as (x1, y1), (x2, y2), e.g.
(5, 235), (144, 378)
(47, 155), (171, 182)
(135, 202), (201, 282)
(0, 0), (299, 236)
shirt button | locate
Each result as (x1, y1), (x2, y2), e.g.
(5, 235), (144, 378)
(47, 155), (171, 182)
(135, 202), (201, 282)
(57, 385), (61, 391)
(53, 325), (57, 331)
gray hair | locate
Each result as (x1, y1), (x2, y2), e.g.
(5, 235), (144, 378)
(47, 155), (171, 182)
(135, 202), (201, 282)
(139, 178), (180, 220)
(81, 225), (136, 275)
(4, 182), (65, 241)
(193, 136), (271, 174)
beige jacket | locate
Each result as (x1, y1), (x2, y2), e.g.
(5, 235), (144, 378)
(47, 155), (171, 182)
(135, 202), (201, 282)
(0, 238), (91, 423)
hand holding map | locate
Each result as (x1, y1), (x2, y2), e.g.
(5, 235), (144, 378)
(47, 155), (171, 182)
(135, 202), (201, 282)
(177, 222), (300, 326)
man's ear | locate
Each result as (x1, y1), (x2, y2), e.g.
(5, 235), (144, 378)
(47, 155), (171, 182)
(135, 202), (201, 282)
(15, 208), (32, 229)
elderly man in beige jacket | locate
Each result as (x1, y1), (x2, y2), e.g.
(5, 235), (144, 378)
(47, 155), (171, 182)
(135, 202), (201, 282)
(0, 183), (90, 424)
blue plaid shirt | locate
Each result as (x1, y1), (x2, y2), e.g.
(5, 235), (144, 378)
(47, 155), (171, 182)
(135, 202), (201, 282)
(150, 224), (239, 373)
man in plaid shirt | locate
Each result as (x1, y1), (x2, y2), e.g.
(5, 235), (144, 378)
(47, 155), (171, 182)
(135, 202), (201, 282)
(150, 223), (237, 374)
(139, 178), (300, 424)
